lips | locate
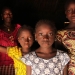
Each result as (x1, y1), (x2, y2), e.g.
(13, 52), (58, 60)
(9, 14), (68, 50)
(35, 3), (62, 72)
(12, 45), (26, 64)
(6, 17), (12, 21)
(71, 17), (75, 21)
(6, 17), (11, 19)
(42, 41), (49, 43)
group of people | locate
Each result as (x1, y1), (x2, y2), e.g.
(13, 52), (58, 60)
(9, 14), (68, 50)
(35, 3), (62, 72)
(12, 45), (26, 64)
(0, 0), (75, 75)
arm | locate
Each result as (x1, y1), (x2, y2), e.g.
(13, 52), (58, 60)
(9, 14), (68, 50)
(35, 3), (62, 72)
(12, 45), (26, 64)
(63, 63), (68, 75)
(26, 65), (31, 75)
(0, 46), (7, 53)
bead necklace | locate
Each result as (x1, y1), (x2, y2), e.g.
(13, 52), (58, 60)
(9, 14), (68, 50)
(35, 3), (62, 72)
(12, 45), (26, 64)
(4, 25), (11, 31)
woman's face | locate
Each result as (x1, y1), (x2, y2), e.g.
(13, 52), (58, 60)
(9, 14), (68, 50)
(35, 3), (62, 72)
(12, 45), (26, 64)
(65, 3), (75, 23)
(1, 8), (13, 23)
(35, 24), (55, 48)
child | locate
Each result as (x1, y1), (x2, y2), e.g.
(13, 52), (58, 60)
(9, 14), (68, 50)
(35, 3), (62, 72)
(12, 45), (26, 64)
(56, 0), (75, 74)
(21, 20), (70, 75)
(0, 25), (34, 75)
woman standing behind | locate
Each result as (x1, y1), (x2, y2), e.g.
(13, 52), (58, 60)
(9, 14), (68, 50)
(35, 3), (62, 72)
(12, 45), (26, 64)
(56, 0), (75, 74)
(0, 7), (21, 74)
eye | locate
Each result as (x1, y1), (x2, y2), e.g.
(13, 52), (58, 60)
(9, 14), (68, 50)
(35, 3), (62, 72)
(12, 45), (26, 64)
(67, 10), (72, 13)
(3, 13), (7, 15)
(48, 33), (53, 36)
(39, 33), (43, 36)
(10, 13), (12, 15)
(20, 37), (25, 40)
(28, 37), (33, 40)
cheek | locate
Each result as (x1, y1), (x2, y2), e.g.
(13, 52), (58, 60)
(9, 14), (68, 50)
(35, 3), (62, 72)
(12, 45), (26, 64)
(66, 13), (71, 18)
(3, 16), (7, 20)
(49, 37), (55, 41)
(10, 15), (13, 18)
(17, 38), (21, 44)
(30, 40), (34, 45)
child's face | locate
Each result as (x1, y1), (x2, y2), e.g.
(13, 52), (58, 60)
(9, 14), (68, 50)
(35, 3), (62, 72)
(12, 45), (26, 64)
(18, 30), (34, 50)
(35, 24), (55, 48)
(65, 3), (75, 23)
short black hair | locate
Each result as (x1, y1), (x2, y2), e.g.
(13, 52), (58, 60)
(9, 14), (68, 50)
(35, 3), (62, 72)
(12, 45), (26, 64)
(1, 6), (13, 14)
(17, 25), (34, 38)
(35, 19), (57, 34)
(65, 0), (75, 10)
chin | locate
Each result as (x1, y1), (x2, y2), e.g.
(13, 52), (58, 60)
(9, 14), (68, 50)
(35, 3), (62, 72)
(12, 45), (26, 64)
(41, 45), (50, 48)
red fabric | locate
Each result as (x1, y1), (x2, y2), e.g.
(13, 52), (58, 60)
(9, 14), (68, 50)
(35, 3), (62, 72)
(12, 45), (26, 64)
(0, 24), (21, 66)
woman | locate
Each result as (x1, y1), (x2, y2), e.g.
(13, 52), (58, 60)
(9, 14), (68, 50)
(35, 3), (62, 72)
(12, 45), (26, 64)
(0, 7), (21, 75)
(56, 0), (75, 74)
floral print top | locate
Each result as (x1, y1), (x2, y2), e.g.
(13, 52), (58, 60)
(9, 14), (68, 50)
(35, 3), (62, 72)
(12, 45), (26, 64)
(21, 50), (70, 75)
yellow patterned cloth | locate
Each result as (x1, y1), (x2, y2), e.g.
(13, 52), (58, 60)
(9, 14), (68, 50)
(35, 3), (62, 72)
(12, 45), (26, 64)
(56, 30), (75, 75)
(7, 46), (26, 75)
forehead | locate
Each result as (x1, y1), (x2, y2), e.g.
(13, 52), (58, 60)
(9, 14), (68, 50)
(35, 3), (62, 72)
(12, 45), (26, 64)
(36, 24), (52, 30)
(36, 24), (52, 29)
(67, 2), (75, 9)
(2, 9), (12, 13)
(19, 30), (32, 35)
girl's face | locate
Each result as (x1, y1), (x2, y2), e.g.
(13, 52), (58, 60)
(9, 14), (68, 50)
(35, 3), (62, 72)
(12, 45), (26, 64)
(1, 8), (13, 23)
(35, 24), (55, 48)
(65, 3), (75, 23)
(18, 30), (34, 50)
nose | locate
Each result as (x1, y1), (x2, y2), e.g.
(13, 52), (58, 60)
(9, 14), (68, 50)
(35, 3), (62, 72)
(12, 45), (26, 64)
(24, 38), (29, 42)
(7, 13), (11, 17)
(72, 10), (75, 15)
(43, 35), (49, 40)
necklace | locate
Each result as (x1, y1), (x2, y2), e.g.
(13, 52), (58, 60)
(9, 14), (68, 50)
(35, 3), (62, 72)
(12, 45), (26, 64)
(4, 25), (11, 31)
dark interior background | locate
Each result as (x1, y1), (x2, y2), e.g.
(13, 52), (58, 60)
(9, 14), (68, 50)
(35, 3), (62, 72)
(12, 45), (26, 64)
(0, 0), (69, 29)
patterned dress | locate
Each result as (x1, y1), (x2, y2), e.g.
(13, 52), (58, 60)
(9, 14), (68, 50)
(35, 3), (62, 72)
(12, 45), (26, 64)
(56, 30), (75, 75)
(0, 24), (21, 66)
(21, 50), (70, 75)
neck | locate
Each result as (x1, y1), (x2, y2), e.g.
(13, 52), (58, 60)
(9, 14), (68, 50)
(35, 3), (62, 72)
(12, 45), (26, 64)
(22, 52), (29, 56)
(21, 48), (30, 56)
(38, 47), (54, 53)
(3, 22), (12, 27)
(68, 23), (75, 28)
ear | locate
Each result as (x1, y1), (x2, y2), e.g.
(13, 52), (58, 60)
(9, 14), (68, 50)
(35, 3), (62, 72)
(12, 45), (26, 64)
(1, 14), (2, 17)
(1, 14), (3, 20)
(17, 38), (20, 42)
(65, 11), (67, 18)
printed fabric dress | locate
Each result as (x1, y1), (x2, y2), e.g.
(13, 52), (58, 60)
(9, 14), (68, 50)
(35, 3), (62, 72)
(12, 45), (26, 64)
(21, 50), (70, 75)
(56, 29), (75, 75)
(0, 24), (21, 66)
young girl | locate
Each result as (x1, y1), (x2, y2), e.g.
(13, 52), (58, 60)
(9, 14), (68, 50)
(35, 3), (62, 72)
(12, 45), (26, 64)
(56, 0), (75, 74)
(21, 20), (70, 75)
(0, 25), (34, 75)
